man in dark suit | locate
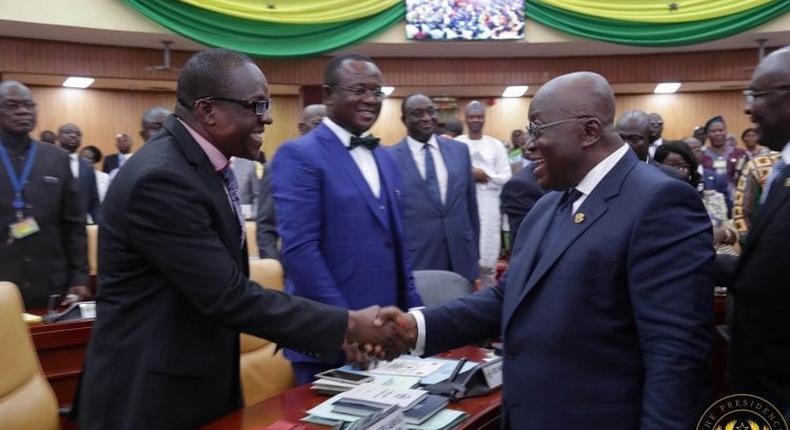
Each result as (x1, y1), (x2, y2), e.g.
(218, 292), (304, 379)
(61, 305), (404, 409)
(729, 45), (790, 417)
(57, 123), (100, 223)
(0, 81), (90, 308)
(378, 72), (714, 429)
(77, 49), (400, 430)
(501, 161), (545, 245)
(388, 93), (479, 282)
(616, 110), (685, 181)
(101, 133), (133, 174)
(256, 104), (326, 260)
(139, 106), (171, 143)
(272, 54), (423, 384)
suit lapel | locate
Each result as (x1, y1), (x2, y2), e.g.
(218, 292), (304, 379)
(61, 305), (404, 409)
(504, 150), (637, 329)
(318, 125), (389, 229)
(164, 116), (241, 251)
(740, 165), (790, 261)
(396, 139), (444, 213)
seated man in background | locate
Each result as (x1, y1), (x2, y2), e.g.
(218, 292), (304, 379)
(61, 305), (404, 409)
(615, 109), (685, 181)
(388, 93), (479, 284)
(379, 71), (714, 430)
(0, 81), (90, 308)
(77, 49), (400, 430)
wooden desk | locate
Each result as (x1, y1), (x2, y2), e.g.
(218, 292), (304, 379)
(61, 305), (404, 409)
(203, 347), (502, 430)
(28, 313), (94, 407)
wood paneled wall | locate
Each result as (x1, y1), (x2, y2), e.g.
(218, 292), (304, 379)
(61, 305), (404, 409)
(369, 91), (753, 146)
(0, 37), (762, 86)
(29, 87), (301, 160)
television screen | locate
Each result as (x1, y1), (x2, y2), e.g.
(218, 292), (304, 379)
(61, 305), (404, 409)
(405, 0), (525, 41)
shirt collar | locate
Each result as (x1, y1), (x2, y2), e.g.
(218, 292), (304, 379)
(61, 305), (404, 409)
(177, 118), (228, 172)
(322, 117), (371, 148)
(574, 143), (630, 197)
(406, 134), (438, 152)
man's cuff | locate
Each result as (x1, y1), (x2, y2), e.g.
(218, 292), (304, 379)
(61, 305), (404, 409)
(408, 309), (426, 357)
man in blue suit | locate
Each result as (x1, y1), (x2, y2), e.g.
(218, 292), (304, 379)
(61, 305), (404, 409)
(272, 54), (423, 384)
(378, 72), (714, 429)
(388, 93), (478, 282)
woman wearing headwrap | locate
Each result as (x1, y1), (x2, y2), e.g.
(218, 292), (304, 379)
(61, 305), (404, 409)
(698, 115), (747, 193)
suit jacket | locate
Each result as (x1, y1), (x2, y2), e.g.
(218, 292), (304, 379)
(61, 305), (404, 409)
(272, 123), (423, 364)
(255, 161), (279, 260)
(102, 153), (119, 173)
(78, 116), (348, 430)
(0, 139), (87, 308)
(730, 163), (790, 412)
(421, 150), (714, 429)
(230, 157), (259, 211)
(77, 157), (101, 223)
(501, 163), (545, 245)
(387, 136), (479, 282)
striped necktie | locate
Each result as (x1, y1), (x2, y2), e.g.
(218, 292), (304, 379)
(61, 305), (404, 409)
(219, 166), (246, 247)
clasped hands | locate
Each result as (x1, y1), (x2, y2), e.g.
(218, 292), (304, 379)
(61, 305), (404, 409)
(343, 306), (418, 368)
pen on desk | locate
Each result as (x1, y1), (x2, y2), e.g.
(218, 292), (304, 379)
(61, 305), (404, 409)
(449, 358), (467, 381)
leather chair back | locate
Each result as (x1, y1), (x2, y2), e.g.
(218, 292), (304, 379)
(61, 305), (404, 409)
(245, 221), (259, 259)
(413, 270), (474, 306)
(239, 259), (295, 405)
(0, 282), (59, 430)
(87, 224), (98, 276)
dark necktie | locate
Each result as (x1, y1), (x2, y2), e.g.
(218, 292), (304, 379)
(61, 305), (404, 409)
(219, 166), (245, 247)
(537, 188), (584, 259)
(349, 136), (379, 151)
(423, 143), (442, 205)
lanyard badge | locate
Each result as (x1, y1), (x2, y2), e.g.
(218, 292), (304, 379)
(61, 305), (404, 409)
(1, 140), (39, 238)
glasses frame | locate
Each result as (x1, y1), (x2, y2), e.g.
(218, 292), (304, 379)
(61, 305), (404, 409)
(743, 86), (790, 105)
(330, 85), (385, 99)
(527, 115), (593, 139)
(195, 96), (272, 116)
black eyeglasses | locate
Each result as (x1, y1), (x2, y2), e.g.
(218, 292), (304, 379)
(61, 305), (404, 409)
(331, 85), (385, 99)
(195, 96), (272, 116)
(743, 86), (790, 105)
(527, 115), (592, 139)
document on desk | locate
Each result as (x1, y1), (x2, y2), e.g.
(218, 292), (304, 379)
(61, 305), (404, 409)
(304, 395), (468, 430)
(366, 358), (445, 377)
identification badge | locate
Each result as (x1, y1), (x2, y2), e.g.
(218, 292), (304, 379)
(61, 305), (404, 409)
(481, 358), (503, 389)
(713, 159), (727, 171)
(10, 216), (40, 239)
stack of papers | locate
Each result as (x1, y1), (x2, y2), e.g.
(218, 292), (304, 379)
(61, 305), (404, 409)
(340, 383), (427, 409)
(338, 356), (477, 385)
(312, 374), (422, 395)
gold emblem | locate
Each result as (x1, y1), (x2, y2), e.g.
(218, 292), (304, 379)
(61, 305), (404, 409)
(784, 178), (790, 187)
(574, 212), (585, 224)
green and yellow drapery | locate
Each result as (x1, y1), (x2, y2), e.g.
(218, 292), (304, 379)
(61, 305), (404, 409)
(124, 0), (789, 57)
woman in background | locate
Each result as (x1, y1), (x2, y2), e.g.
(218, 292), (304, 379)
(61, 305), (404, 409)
(79, 145), (110, 202)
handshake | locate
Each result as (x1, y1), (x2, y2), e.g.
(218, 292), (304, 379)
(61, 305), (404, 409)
(343, 306), (419, 367)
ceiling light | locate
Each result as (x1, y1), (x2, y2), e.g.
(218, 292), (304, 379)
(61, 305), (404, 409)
(654, 82), (681, 94)
(382, 86), (395, 96)
(502, 85), (528, 98)
(63, 77), (95, 88)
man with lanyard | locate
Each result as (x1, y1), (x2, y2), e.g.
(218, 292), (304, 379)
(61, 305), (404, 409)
(0, 81), (89, 308)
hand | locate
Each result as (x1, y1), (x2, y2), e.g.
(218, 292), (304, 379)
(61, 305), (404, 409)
(342, 341), (375, 370)
(712, 226), (726, 246)
(472, 168), (489, 183)
(346, 306), (409, 360)
(62, 286), (92, 306)
(374, 306), (417, 353)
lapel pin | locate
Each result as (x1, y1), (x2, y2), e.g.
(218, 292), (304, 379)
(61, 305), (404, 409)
(574, 212), (586, 224)
(784, 178), (790, 187)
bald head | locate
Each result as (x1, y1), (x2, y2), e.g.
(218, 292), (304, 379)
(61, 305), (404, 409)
(140, 106), (171, 142)
(298, 104), (326, 135)
(616, 110), (651, 160)
(464, 100), (486, 137)
(0, 81), (36, 137)
(531, 72), (616, 127)
(683, 136), (704, 161)
(746, 45), (790, 150)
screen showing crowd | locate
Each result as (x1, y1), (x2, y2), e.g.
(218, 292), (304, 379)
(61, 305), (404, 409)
(406, 0), (525, 41)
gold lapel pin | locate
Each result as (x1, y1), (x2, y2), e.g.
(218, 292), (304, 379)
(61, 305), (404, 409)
(784, 178), (790, 187)
(574, 212), (586, 224)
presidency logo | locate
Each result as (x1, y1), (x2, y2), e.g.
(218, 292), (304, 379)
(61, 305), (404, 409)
(697, 394), (788, 430)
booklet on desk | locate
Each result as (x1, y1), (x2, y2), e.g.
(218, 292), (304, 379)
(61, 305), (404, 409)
(340, 383), (427, 409)
(332, 394), (447, 425)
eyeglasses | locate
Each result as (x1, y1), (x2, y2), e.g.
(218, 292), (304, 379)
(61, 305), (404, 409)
(195, 96), (272, 116)
(331, 85), (385, 99)
(664, 162), (690, 172)
(743, 86), (790, 105)
(527, 115), (592, 139)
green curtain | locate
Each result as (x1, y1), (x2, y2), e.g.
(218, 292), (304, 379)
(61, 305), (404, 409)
(538, 0), (775, 23)
(125, 0), (404, 57)
(124, 0), (788, 57)
(179, 0), (401, 24)
(527, 0), (790, 46)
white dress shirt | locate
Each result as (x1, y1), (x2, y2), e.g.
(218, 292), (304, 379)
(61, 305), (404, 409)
(323, 117), (380, 198)
(69, 153), (80, 179)
(406, 135), (448, 204)
(410, 143), (631, 355)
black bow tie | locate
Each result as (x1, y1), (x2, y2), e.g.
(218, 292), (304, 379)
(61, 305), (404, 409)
(349, 136), (379, 151)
